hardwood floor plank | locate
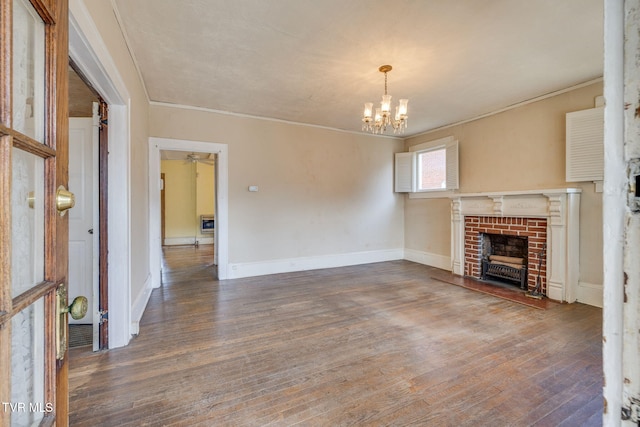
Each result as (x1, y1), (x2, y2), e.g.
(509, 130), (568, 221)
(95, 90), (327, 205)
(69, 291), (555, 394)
(69, 246), (602, 426)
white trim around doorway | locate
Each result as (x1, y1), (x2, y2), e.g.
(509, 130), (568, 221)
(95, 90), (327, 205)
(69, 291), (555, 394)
(69, 0), (132, 349)
(148, 138), (229, 285)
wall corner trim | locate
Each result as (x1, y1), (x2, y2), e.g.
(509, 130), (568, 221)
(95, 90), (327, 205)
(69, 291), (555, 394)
(404, 249), (452, 271)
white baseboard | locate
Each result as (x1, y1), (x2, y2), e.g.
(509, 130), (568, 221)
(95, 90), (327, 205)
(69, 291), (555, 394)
(163, 237), (214, 246)
(130, 274), (153, 335)
(547, 282), (563, 302)
(163, 237), (195, 246)
(227, 248), (404, 279)
(576, 281), (603, 308)
(404, 249), (451, 271)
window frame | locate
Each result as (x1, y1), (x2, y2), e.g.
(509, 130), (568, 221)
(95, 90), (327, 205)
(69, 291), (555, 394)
(394, 136), (459, 197)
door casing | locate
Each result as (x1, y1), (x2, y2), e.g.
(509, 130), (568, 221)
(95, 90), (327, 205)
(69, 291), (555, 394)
(149, 138), (229, 287)
(69, 3), (132, 349)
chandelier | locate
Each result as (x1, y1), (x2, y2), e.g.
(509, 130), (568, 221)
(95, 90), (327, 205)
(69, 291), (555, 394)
(362, 65), (408, 134)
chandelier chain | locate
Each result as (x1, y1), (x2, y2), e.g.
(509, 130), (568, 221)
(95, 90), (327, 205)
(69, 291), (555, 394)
(384, 72), (388, 95)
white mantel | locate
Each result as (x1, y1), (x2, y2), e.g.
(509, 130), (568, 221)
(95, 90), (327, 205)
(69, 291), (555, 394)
(450, 188), (581, 302)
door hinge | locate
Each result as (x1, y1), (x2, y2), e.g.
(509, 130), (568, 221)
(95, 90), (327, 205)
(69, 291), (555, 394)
(629, 159), (640, 213)
(99, 309), (109, 325)
(621, 396), (640, 422)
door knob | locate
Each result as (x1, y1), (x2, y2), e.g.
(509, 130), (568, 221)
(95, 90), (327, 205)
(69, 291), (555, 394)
(63, 296), (89, 320)
(55, 285), (88, 360)
(56, 185), (75, 216)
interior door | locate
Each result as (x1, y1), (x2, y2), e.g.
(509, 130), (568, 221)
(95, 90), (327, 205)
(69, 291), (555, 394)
(68, 116), (95, 328)
(0, 0), (74, 425)
(97, 99), (108, 350)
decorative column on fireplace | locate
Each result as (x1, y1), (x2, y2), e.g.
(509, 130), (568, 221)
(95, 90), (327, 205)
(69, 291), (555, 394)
(450, 189), (581, 303)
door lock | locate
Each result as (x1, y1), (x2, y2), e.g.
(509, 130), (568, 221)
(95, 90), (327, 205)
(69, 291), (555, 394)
(55, 285), (88, 360)
(55, 185), (75, 216)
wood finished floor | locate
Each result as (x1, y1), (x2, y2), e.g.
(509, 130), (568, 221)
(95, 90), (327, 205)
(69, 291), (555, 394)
(69, 245), (603, 426)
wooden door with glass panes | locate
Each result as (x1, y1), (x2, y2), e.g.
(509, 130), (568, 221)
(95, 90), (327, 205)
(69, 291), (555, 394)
(0, 0), (77, 426)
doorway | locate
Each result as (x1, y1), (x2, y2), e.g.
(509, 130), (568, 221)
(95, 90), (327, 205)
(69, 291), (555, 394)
(149, 138), (229, 284)
(67, 63), (108, 351)
(159, 150), (217, 278)
(69, 8), (133, 349)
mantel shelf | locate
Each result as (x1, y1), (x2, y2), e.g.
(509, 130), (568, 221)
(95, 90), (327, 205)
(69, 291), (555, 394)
(449, 188), (582, 199)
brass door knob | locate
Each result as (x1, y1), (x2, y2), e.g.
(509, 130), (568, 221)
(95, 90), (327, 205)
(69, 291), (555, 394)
(56, 286), (89, 360)
(56, 185), (75, 216)
(63, 296), (88, 320)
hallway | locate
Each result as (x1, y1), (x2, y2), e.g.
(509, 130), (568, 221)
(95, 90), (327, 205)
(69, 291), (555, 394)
(69, 246), (602, 426)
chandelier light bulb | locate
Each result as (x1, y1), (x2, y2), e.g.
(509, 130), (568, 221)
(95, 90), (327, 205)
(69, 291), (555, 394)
(363, 102), (373, 120)
(374, 107), (382, 124)
(381, 94), (392, 115)
(398, 99), (408, 117)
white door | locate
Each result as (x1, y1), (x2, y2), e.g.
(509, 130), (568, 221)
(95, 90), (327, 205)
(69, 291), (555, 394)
(68, 114), (98, 328)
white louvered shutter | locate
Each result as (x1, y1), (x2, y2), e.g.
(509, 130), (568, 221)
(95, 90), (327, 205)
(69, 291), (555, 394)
(395, 152), (415, 192)
(566, 107), (604, 182)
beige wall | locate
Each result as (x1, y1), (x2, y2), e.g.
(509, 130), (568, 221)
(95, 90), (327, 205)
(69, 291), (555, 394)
(195, 162), (216, 239)
(161, 160), (195, 240)
(161, 160), (215, 241)
(404, 82), (604, 287)
(150, 105), (405, 265)
(81, 1), (151, 305)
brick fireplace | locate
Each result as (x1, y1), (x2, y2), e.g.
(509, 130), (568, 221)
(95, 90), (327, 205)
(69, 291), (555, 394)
(450, 189), (581, 302)
(464, 216), (547, 293)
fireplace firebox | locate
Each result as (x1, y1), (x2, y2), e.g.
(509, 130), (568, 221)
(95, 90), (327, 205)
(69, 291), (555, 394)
(480, 234), (528, 289)
(462, 216), (547, 294)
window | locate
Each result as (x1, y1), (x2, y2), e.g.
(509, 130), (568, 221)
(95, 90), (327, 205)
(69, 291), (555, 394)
(394, 136), (459, 193)
(417, 148), (447, 190)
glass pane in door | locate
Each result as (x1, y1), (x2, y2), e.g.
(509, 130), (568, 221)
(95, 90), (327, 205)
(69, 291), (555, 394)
(10, 298), (47, 426)
(12, 0), (45, 142)
(11, 147), (45, 298)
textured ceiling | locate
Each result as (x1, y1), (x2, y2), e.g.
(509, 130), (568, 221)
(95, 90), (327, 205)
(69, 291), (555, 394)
(113, 0), (603, 137)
